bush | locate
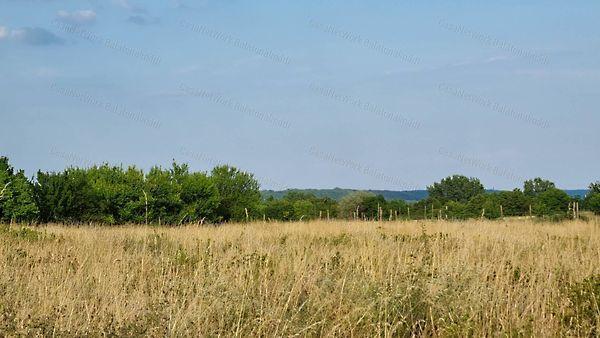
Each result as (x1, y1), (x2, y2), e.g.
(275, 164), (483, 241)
(533, 188), (570, 217)
(337, 191), (375, 219)
(427, 175), (485, 204)
(585, 193), (600, 215)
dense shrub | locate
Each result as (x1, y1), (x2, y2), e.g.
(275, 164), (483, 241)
(211, 165), (261, 222)
(0, 156), (597, 224)
(585, 193), (600, 215)
(427, 175), (484, 203)
(533, 188), (570, 217)
(33, 162), (242, 225)
(262, 192), (337, 221)
(0, 157), (38, 223)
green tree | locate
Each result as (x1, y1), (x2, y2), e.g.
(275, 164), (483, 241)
(0, 157), (13, 220)
(118, 166), (147, 223)
(85, 164), (146, 224)
(588, 181), (600, 194)
(388, 199), (408, 218)
(312, 196), (338, 219)
(361, 195), (387, 220)
(283, 191), (315, 202)
(585, 193), (600, 214)
(211, 165), (261, 222)
(179, 172), (220, 223)
(1, 167), (39, 223)
(465, 194), (501, 219)
(263, 197), (295, 221)
(293, 199), (314, 221)
(427, 175), (485, 203)
(496, 189), (531, 217)
(278, 192), (338, 220)
(524, 178), (556, 196)
(445, 200), (468, 220)
(337, 191), (375, 219)
(532, 188), (570, 216)
(584, 182), (600, 215)
(145, 166), (182, 224)
(35, 168), (97, 223)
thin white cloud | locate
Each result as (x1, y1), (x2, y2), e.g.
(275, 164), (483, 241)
(9, 27), (64, 46)
(515, 69), (600, 80)
(56, 10), (97, 25)
(484, 55), (512, 63)
(127, 15), (159, 26)
(33, 67), (60, 78)
(447, 55), (513, 68)
(0, 26), (8, 40)
(114, 0), (146, 13)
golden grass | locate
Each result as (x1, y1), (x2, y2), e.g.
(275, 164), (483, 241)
(1, 218), (599, 336)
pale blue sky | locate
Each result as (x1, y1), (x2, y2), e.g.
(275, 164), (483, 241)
(1, 0), (598, 190)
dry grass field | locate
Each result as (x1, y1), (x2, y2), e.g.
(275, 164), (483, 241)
(1, 219), (599, 336)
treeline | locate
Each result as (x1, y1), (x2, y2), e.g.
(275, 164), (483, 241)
(0, 156), (599, 224)
(0, 157), (261, 224)
(403, 176), (599, 221)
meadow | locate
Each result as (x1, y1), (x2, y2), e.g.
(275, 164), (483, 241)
(1, 219), (598, 336)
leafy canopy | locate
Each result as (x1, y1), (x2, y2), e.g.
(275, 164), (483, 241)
(427, 175), (485, 203)
(524, 178), (556, 196)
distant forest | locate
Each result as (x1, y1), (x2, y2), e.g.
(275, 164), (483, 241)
(261, 188), (589, 202)
(1, 156), (599, 225)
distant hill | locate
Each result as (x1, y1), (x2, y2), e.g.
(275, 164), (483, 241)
(261, 188), (428, 202)
(261, 188), (589, 202)
(564, 189), (589, 198)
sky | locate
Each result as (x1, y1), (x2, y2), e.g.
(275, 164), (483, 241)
(1, 0), (599, 191)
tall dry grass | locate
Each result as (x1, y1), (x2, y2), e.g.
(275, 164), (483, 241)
(0, 218), (599, 336)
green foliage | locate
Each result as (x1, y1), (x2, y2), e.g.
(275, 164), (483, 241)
(427, 175), (484, 203)
(337, 191), (375, 219)
(0, 157), (38, 223)
(532, 188), (570, 217)
(1, 171), (39, 222)
(445, 200), (468, 220)
(388, 199), (408, 218)
(0, 157), (12, 210)
(35, 168), (96, 223)
(262, 192), (337, 221)
(292, 200), (314, 221)
(361, 195), (385, 219)
(179, 172), (220, 223)
(144, 165), (182, 224)
(261, 188), (428, 202)
(263, 197), (295, 221)
(466, 194), (493, 219)
(585, 193), (600, 215)
(589, 182), (600, 194)
(524, 178), (556, 196)
(0, 155), (596, 225)
(211, 165), (261, 222)
(86, 165), (146, 224)
(495, 189), (531, 216)
(32, 161), (223, 225)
